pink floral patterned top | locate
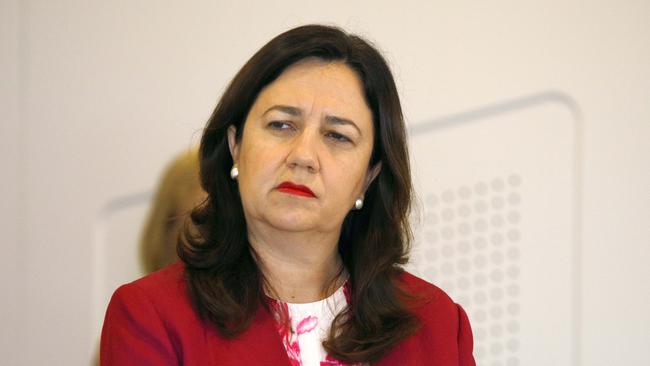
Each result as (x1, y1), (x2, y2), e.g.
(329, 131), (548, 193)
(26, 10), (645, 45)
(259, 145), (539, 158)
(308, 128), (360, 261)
(268, 282), (365, 366)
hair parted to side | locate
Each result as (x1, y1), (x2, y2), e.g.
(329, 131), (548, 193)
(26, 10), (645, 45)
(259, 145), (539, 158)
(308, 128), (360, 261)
(179, 24), (418, 363)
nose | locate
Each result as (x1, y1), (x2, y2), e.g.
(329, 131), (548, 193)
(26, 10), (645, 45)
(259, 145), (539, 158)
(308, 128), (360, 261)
(286, 129), (320, 174)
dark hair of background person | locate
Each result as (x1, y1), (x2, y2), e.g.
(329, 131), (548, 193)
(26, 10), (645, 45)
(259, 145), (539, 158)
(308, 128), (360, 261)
(140, 148), (204, 274)
(179, 24), (418, 363)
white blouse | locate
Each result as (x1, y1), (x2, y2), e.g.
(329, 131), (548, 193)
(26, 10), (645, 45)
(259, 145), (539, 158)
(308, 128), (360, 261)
(269, 282), (364, 366)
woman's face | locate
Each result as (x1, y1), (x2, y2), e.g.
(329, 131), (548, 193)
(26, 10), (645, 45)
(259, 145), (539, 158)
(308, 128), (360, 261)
(228, 58), (380, 235)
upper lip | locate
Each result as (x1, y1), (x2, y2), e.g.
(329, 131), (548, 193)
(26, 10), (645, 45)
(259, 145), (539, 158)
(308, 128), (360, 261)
(276, 181), (316, 197)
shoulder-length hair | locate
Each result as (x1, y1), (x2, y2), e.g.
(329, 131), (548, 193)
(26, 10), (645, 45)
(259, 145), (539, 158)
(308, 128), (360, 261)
(179, 24), (418, 363)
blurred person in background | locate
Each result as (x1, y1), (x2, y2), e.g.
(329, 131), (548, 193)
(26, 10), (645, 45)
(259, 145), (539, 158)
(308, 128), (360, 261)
(100, 24), (475, 365)
(140, 148), (206, 273)
(92, 148), (206, 366)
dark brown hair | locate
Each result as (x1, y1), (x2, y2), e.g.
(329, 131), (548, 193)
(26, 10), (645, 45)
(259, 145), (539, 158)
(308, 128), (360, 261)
(179, 24), (418, 363)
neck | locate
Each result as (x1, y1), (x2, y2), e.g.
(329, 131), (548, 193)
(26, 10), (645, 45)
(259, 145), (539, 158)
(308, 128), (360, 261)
(247, 224), (345, 303)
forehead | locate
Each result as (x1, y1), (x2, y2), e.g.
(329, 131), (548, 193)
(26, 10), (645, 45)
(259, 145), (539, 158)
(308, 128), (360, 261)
(250, 58), (373, 128)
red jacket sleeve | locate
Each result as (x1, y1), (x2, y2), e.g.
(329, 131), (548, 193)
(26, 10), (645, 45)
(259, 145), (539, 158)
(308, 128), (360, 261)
(456, 304), (476, 366)
(100, 283), (179, 365)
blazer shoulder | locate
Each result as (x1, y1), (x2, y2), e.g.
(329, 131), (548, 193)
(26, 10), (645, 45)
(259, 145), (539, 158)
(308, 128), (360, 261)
(394, 271), (476, 366)
(398, 271), (454, 306)
(109, 260), (192, 321)
(397, 271), (463, 326)
(101, 262), (196, 365)
(127, 260), (186, 296)
(106, 260), (199, 333)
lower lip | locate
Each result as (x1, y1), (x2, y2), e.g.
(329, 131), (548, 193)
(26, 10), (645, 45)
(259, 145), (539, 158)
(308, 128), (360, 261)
(277, 187), (315, 198)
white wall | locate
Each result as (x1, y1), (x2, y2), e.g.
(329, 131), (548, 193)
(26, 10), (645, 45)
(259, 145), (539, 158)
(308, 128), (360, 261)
(1, 1), (20, 365)
(1, 1), (648, 365)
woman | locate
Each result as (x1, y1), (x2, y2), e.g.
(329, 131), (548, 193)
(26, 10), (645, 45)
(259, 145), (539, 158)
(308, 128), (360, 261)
(100, 24), (475, 366)
(140, 148), (205, 274)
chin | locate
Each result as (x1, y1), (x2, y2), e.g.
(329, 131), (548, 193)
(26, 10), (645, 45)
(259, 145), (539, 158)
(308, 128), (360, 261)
(266, 213), (317, 232)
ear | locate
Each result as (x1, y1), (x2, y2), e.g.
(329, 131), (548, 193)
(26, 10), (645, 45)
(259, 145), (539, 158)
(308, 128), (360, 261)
(227, 125), (240, 163)
(363, 161), (382, 193)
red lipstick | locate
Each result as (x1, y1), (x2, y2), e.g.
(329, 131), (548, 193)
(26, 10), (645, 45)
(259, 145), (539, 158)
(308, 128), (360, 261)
(277, 182), (316, 198)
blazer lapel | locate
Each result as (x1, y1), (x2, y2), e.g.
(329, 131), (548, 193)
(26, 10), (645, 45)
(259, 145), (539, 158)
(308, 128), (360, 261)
(207, 305), (292, 365)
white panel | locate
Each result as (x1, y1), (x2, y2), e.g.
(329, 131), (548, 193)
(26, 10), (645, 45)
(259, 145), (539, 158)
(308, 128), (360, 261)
(92, 192), (152, 337)
(406, 93), (581, 366)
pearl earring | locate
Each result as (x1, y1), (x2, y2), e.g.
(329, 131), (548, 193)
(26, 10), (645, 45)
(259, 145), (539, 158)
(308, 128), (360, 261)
(354, 198), (364, 210)
(230, 165), (239, 180)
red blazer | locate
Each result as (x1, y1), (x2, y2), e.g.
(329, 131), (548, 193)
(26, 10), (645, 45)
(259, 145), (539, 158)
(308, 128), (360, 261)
(100, 262), (475, 365)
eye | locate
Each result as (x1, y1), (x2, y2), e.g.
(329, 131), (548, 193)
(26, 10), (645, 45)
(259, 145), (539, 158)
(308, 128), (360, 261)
(267, 121), (293, 130)
(325, 131), (352, 143)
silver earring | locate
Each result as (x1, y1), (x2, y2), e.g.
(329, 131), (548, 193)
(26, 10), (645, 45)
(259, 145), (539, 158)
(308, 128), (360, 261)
(354, 198), (364, 210)
(230, 165), (239, 180)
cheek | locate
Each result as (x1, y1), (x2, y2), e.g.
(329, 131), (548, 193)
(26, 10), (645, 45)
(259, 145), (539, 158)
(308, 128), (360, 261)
(327, 160), (368, 202)
(239, 142), (283, 190)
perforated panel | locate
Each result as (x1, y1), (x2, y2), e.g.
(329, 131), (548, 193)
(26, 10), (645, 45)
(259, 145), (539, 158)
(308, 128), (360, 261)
(406, 93), (581, 366)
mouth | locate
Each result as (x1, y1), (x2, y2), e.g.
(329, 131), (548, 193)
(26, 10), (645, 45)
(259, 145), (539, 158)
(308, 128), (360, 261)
(276, 181), (316, 198)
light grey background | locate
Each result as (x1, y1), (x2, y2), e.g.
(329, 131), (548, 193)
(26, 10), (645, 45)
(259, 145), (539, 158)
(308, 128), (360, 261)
(1, 1), (648, 365)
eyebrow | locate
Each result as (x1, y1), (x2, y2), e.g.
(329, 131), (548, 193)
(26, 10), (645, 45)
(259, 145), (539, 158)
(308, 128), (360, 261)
(262, 104), (362, 136)
(324, 115), (362, 136)
(262, 105), (302, 117)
